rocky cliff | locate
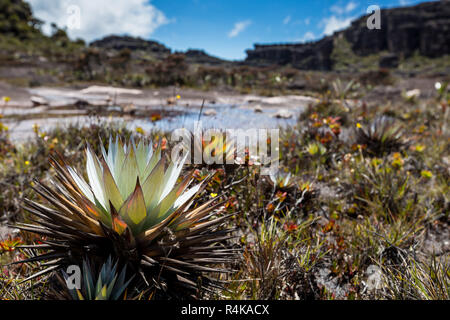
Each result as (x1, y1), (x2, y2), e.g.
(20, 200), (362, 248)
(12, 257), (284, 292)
(245, 1), (450, 70)
(343, 0), (450, 58)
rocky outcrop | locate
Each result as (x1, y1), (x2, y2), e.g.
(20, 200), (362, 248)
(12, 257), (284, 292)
(245, 37), (334, 70)
(245, 1), (450, 70)
(90, 35), (171, 55)
(90, 37), (227, 65)
(182, 49), (226, 65)
(343, 1), (450, 58)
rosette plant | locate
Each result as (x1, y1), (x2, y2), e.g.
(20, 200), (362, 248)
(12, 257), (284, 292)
(16, 136), (237, 298)
(268, 171), (294, 191)
(53, 256), (134, 300)
(355, 116), (408, 156)
(180, 130), (239, 168)
(266, 171), (317, 210)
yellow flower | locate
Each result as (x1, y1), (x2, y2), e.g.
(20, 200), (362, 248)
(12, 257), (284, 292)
(176, 95), (181, 100)
(307, 142), (326, 156)
(392, 152), (404, 168)
(420, 170), (432, 179)
(136, 127), (145, 135)
(25, 161), (30, 166)
(371, 158), (382, 168)
(32, 123), (40, 134)
(356, 123), (362, 129)
(2, 96), (10, 103)
(0, 123), (8, 132)
(210, 193), (218, 198)
(414, 125), (426, 134)
(414, 144), (425, 152)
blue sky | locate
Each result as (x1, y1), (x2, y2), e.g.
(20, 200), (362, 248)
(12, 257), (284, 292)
(29, 0), (430, 60)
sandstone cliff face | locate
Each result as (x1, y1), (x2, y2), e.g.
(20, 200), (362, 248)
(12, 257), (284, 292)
(245, 1), (450, 70)
(344, 0), (450, 58)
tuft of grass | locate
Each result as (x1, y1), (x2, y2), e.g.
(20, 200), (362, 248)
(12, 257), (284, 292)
(381, 255), (450, 300)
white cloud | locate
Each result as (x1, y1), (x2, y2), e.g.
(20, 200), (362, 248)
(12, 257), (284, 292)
(330, 5), (344, 15)
(292, 31), (316, 43)
(300, 31), (315, 42)
(228, 20), (252, 38)
(283, 15), (291, 25)
(322, 16), (354, 35)
(325, 1), (357, 35)
(330, 1), (358, 15)
(345, 1), (358, 13)
(28, 0), (170, 42)
(304, 18), (310, 25)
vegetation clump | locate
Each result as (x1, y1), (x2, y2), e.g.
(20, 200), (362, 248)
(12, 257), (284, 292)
(0, 80), (448, 300)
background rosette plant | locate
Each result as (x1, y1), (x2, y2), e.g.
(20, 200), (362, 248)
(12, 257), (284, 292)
(355, 116), (408, 156)
(54, 256), (134, 300)
(14, 136), (237, 299)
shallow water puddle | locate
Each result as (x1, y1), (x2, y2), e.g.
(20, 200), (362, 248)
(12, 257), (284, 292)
(4, 87), (309, 141)
(6, 103), (302, 142)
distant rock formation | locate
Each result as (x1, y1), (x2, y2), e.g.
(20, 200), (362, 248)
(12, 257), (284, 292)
(343, 0), (450, 58)
(182, 49), (226, 65)
(90, 35), (171, 55)
(245, 1), (450, 70)
(90, 37), (226, 65)
(245, 37), (334, 70)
